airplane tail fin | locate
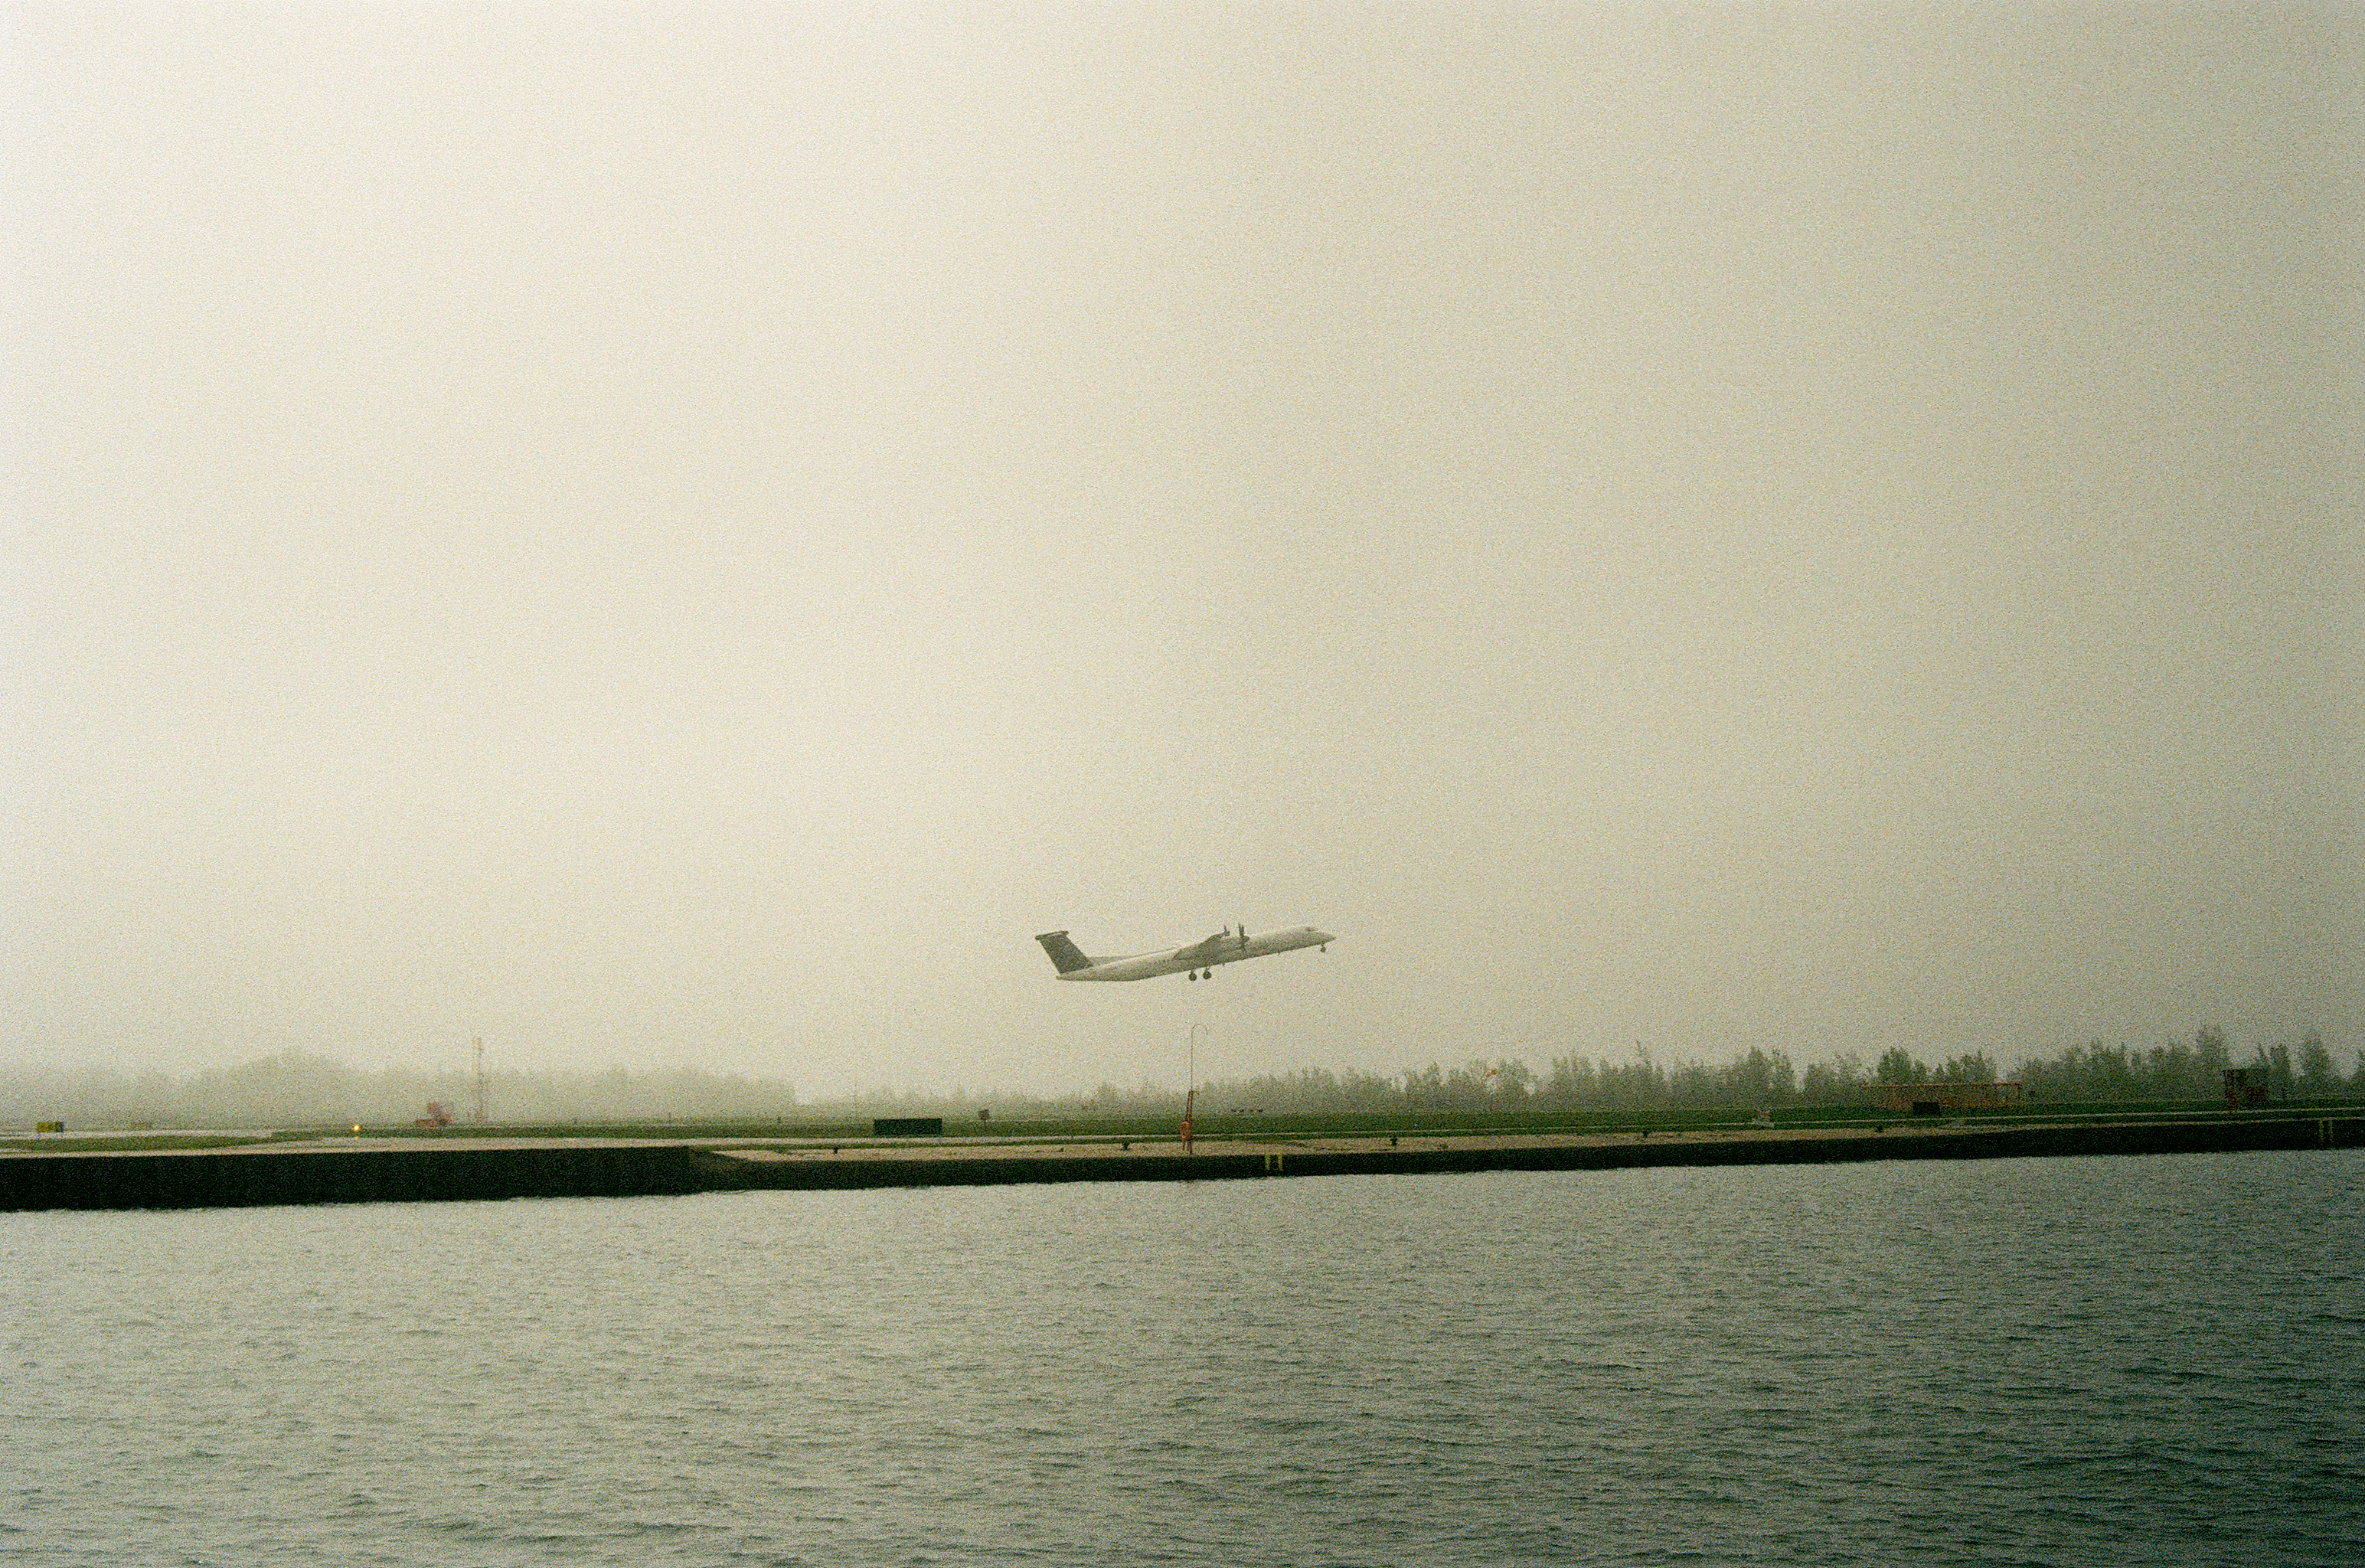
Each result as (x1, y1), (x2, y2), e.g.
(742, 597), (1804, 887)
(1034, 931), (1093, 975)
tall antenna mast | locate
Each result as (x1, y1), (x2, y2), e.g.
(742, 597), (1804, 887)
(472, 1036), (485, 1125)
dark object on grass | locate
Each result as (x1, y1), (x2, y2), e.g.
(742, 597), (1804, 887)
(2223, 1068), (2270, 1110)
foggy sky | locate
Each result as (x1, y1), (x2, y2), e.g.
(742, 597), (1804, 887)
(6, 4), (2358, 1098)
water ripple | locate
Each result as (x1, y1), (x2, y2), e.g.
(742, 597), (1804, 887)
(4, 1150), (2360, 1564)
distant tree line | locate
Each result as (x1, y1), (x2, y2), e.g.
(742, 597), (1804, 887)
(815, 1031), (2360, 1116)
(5, 1028), (2357, 1129)
(2008, 1027), (2350, 1103)
(1111, 1029), (2360, 1116)
(0, 1050), (801, 1129)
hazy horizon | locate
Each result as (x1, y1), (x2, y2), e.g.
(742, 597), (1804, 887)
(8, 5), (2359, 1099)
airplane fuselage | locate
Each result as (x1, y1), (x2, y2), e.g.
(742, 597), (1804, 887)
(1037, 925), (1334, 982)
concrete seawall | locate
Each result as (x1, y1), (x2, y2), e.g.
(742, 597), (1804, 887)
(708, 1113), (2365, 1191)
(0, 1143), (717, 1212)
(4, 1113), (2358, 1213)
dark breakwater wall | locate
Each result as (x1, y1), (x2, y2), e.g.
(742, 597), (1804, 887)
(3, 1115), (2358, 1213)
(715, 1115), (2365, 1192)
(0, 1144), (715, 1212)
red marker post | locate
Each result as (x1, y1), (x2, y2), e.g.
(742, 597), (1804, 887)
(1181, 1021), (1204, 1158)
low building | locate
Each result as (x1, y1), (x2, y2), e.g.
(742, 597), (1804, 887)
(1868, 1081), (2025, 1115)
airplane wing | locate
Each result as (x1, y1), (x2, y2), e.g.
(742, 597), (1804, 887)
(1175, 929), (1230, 963)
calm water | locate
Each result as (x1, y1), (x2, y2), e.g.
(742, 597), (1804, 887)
(5, 1149), (2360, 1566)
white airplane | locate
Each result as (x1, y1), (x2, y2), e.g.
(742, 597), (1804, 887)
(1035, 924), (1335, 982)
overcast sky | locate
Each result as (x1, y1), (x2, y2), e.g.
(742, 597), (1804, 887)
(6, 4), (2358, 1096)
